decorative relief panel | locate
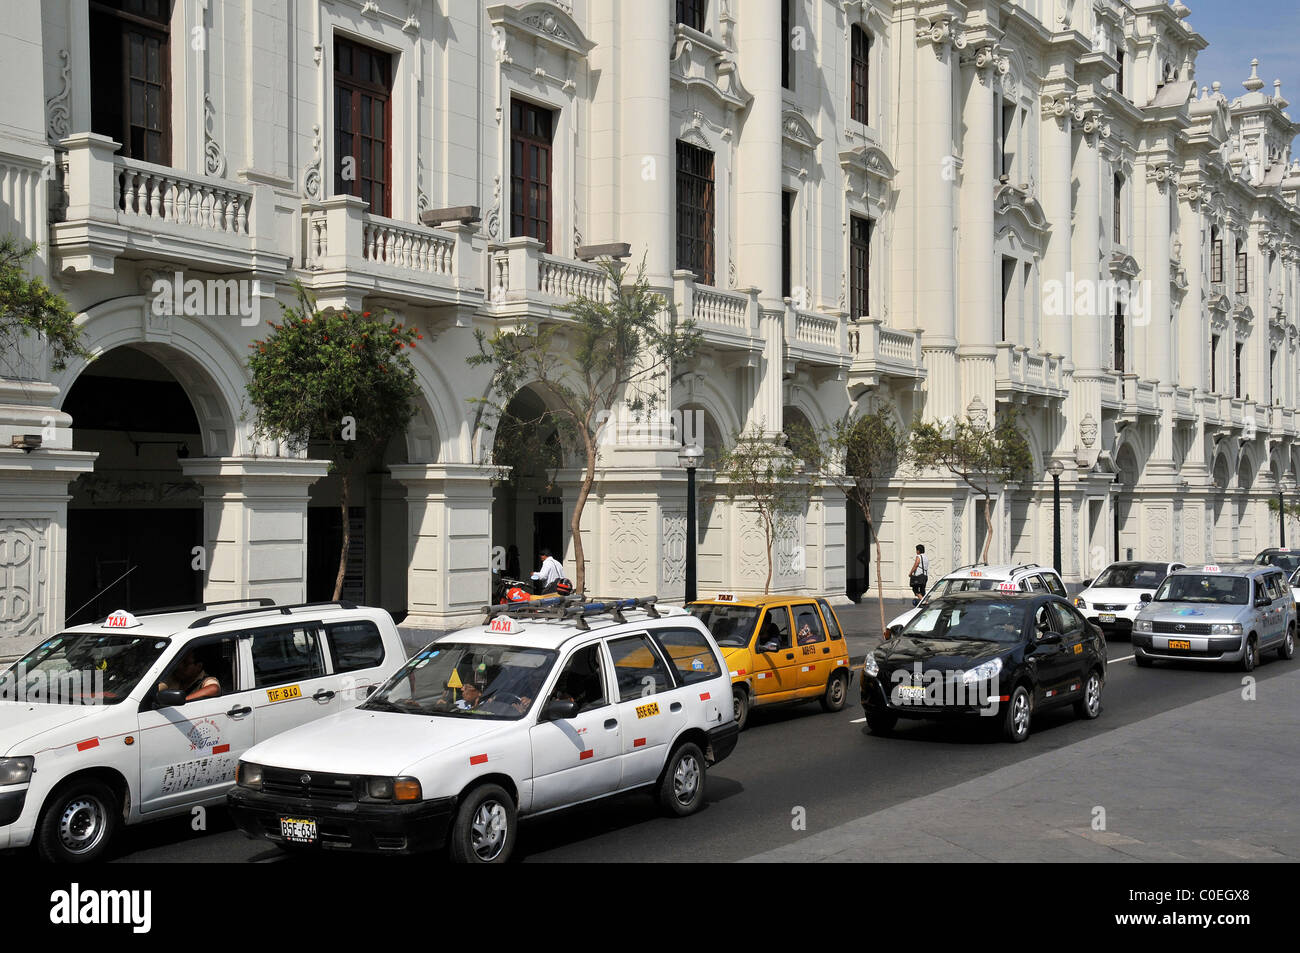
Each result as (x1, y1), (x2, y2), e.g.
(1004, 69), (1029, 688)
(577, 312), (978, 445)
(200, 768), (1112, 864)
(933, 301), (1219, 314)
(661, 511), (686, 587)
(607, 510), (648, 587)
(0, 519), (50, 642)
(1147, 506), (1171, 560)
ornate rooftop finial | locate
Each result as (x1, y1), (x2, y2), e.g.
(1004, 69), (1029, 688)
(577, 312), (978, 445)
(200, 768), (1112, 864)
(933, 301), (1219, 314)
(1243, 58), (1264, 92)
(1212, 80), (1222, 98)
(1200, 85), (1208, 100)
(1171, 1), (1191, 19)
(1273, 79), (1288, 108)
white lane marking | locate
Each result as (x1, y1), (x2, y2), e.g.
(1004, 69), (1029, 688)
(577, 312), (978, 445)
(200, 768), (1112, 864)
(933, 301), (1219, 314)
(849, 717), (867, 723)
(1110, 654), (1135, 663)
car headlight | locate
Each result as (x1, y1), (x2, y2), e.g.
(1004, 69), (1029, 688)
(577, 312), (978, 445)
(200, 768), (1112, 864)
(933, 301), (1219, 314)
(1210, 623), (1243, 636)
(0, 756), (34, 784)
(362, 776), (422, 802)
(236, 762), (263, 789)
(961, 657), (1003, 685)
(862, 655), (879, 677)
(1073, 598), (1088, 609)
(1134, 619), (1153, 633)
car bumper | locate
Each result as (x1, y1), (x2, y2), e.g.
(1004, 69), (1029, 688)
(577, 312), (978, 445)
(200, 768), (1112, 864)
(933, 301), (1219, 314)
(1085, 614), (1134, 637)
(1131, 634), (1245, 663)
(706, 722), (739, 765)
(227, 788), (457, 855)
(859, 674), (1000, 719)
(0, 789), (27, 827)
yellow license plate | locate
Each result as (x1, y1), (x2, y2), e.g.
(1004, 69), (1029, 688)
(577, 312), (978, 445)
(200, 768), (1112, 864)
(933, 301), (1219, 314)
(267, 684), (302, 703)
(1167, 640), (1191, 651)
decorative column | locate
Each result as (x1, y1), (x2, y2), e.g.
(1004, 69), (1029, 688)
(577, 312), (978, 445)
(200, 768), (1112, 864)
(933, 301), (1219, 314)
(1039, 87), (1077, 461)
(1177, 178), (1209, 481)
(620, 4), (674, 283)
(1144, 158), (1177, 473)
(389, 463), (496, 634)
(180, 456), (330, 609)
(1070, 106), (1108, 462)
(956, 41), (1003, 416)
(915, 10), (964, 420)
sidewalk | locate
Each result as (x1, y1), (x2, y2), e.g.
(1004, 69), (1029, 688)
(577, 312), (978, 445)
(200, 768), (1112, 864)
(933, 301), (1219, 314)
(742, 667), (1300, 862)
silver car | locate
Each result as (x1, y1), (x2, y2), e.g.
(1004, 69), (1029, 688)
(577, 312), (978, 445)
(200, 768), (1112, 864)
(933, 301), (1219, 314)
(1131, 564), (1296, 671)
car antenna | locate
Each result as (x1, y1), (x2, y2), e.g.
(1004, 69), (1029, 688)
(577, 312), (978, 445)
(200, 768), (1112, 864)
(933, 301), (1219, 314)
(64, 565), (137, 626)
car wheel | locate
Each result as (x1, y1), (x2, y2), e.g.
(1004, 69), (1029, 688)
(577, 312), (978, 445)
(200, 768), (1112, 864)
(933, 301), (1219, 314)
(732, 687), (750, 731)
(865, 711), (897, 735)
(658, 742), (706, 817)
(448, 783), (516, 864)
(820, 671), (848, 713)
(1278, 626), (1295, 661)
(37, 779), (120, 864)
(1241, 636), (1258, 673)
(1002, 685), (1032, 743)
(1134, 651), (1153, 668)
(1073, 669), (1103, 720)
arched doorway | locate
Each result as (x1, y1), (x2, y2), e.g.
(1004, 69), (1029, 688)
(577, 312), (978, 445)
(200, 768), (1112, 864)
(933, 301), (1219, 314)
(62, 346), (205, 623)
(1114, 444), (1139, 561)
(490, 387), (565, 581)
(1212, 453), (1232, 560)
(1237, 455), (1255, 558)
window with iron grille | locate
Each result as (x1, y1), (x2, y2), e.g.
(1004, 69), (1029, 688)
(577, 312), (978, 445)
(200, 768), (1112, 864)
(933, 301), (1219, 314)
(89, 0), (171, 165)
(782, 1), (792, 90)
(676, 0), (707, 32)
(1113, 303), (1125, 371)
(1211, 230), (1224, 283)
(334, 36), (393, 216)
(1236, 245), (1248, 294)
(676, 141), (715, 286)
(1211, 334), (1220, 392)
(1113, 173), (1123, 243)
(851, 26), (870, 124)
(850, 216), (872, 319)
(782, 191), (795, 299)
(511, 99), (554, 252)
(1117, 50), (1125, 97)
(1235, 341), (1243, 399)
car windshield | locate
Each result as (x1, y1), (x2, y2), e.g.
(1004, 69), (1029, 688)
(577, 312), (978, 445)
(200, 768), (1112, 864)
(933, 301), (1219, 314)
(1093, 564), (1169, 589)
(688, 605), (759, 647)
(902, 602), (1025, 643)
(362, 642), (557, 719)
(1256, 552), (1300, 573)
(0, 632), (169, 705)
(928, 577), (1002, 599)
(1154, 574), (1249, 604)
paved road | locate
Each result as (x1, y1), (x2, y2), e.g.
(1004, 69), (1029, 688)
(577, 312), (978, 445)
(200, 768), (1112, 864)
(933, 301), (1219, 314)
(103, 632), (1299, 863)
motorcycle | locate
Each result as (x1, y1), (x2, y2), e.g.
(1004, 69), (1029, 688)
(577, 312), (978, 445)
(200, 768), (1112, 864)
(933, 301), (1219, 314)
(492, 571), (574, 604)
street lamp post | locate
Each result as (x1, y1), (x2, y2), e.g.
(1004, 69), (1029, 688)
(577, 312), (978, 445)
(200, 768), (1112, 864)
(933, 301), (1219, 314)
(1049, 460), (1063, 575)
(678, 444), (704, 603)
(1279, 483), (1286, 548)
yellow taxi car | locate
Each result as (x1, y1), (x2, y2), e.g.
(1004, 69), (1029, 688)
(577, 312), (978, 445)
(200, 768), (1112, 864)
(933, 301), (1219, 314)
(687, 593), (851, 730)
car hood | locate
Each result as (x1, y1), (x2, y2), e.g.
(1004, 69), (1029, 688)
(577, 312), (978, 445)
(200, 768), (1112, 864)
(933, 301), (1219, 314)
(0, 701), (101, 756)
(240, 707), (518, 777)
(1137, 601), (1251, 623)
(886, 606), (921, 630)
(1080, 587), (1153, 605)
(875, 636), (1011, 671)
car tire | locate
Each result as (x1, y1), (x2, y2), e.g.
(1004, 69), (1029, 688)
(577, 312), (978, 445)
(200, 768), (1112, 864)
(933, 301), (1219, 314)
(1073, 669), (1103, 720)
(1001, 685), (1032, 743)
(36, 779), (120, 864)
(658, 742), (706, 817)
(1241, 636), (1258, 673)
(732, 687), (750, 732)
(448, 783), (516, 864)
(865, 711), (897, 735)
(820, 671), (848, 713)
(1278, 626), (1295, 661)
(1134, 651), (1153, 668)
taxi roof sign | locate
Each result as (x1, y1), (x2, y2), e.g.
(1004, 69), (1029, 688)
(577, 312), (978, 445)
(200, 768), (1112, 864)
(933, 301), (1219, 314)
(1202, 565), (1221, 573)
(103, 609), (143, 629)
(715, 592), (737, 602)
(488, 615), (524, 635)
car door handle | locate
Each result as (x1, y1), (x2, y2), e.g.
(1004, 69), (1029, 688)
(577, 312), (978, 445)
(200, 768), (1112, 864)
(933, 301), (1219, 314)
(785, 653), (794, 660)
(227, 705), (252, 717)
(313, 689), (335, 702)
(670, 702), (682, 712)
(604, 718), (618, 730)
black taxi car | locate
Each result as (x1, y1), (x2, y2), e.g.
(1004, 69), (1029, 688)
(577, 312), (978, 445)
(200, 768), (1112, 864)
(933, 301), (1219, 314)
(859, 592), (1106, 742)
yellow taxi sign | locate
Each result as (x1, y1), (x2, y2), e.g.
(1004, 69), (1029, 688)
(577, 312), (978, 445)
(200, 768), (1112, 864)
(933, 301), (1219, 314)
(102, 609), (142, 629)
(715, 592), (737, 602)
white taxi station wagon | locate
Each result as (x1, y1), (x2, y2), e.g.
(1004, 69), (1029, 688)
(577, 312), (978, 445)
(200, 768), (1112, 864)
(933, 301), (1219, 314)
(0, 600), (406, 863)
(227, 596), (739, 863)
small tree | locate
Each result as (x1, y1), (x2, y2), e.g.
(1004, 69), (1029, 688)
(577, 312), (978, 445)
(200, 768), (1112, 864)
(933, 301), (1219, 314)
(712, 433), (812, 594)
(0, 237), (90, 377)
(910, 407), (1033, 563)
(469, 259), (699, 594)
(248, 287), (421, 599)
(795, 407), (906, 636)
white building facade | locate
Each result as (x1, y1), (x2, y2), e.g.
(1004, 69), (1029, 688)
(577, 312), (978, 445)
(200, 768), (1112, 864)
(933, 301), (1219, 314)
(1, 0), (1298, 658)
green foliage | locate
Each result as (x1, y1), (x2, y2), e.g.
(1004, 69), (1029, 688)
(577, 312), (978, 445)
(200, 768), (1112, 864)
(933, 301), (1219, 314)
(0, 237), (90, 376)
(468, 258), (701, 593)
(712, 433), (812, 594)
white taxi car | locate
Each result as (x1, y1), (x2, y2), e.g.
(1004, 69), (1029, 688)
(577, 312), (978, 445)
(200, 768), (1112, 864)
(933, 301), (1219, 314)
(886, 564), (1069, 636)
(1074, 560), (1185, 639)
(0, 599), (405, 863)
(227, 597), (738, 863)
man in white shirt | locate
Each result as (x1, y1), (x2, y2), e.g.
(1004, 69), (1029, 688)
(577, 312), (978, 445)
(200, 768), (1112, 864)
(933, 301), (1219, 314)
(530, 548), (566, 593)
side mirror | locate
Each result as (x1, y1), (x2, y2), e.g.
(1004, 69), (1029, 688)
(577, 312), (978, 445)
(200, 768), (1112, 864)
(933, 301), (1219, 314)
(758, 640), (780, 653)
(155, 688), (187, 709)
(1036, 631), (1062, 646)
(1081, 579), (1093, 588)
(365, 684), (379, 697)
(1140, 593), (1152, 603)
(544, 698), (579, 721)
(1256, 596), (1273, 608)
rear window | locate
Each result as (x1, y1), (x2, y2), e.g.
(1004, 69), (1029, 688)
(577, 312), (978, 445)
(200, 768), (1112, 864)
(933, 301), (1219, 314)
(250, 625), (326, 688)
(608, 634), (675, 701)
(817, 599), (845, 640)
(652, 627), (722, 685)
(325, 621), (386, 674)
(1042, 574), (1068, 597)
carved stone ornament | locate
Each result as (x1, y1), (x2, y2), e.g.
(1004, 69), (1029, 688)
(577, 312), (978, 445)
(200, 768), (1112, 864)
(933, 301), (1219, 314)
(485, 174), (502, 239)
(1080, 412), (1098, 449)
(302, 124), (322, 198)
(204, 94), (227, 177)
(966, 395), (989, 430)
(916, 13), (966, 51)
(46, 49), (72, 143)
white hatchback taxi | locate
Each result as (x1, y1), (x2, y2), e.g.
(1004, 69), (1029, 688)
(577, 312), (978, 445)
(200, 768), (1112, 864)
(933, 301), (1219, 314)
(227, 597), (739, 863)
(0, 599), (405, 863)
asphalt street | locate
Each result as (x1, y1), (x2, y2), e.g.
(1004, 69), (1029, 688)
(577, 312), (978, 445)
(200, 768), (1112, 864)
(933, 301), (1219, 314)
(97, 608), (1300, 863)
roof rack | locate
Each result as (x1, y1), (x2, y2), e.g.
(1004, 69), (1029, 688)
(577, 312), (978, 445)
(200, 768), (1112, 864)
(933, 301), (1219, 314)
(92, 597), (276, 625)
(480, 595), (660, 630)
(189, 600), (358, 629)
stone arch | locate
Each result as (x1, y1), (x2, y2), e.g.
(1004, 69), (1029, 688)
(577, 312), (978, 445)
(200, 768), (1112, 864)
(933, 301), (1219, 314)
(51, 296), (245, 456)
(675, 373), (745, 448)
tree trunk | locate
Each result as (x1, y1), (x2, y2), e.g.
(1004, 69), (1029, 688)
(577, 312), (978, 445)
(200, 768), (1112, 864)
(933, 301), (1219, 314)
(568, 440), (598, 594)
(866, 499), (887, 638)
(981, 493), (993, 563)
(332, 471), (351, 601)
(763, 513), (774, 595)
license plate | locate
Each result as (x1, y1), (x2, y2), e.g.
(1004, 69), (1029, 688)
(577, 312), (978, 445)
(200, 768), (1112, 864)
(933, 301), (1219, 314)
(267, 684), (302, 703)
(898, 685), (925, 700)
(280, 817), (317, 843)
(1167, 640), (1191, 651)
(1099, 613), (1115, 623)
